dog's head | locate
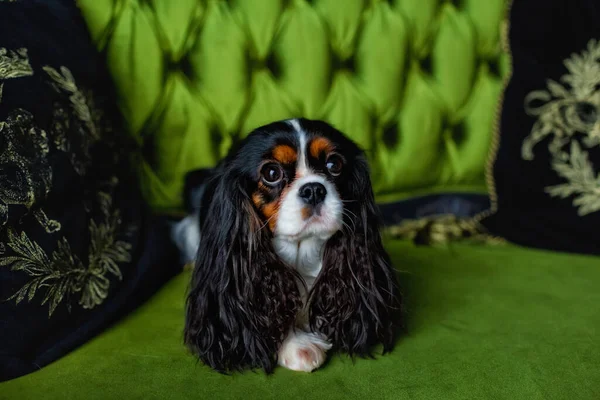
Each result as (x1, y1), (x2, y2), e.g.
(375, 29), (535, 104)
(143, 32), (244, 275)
(214, 118), (370, 241)
(185, 118), (401, 373)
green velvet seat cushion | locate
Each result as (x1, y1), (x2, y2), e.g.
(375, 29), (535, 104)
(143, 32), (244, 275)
(3, 241), (599, 399)
(77, 0), (508, 212)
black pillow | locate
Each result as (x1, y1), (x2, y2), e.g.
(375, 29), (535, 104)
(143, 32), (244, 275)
(480, 0), (600, 255)
(0, 0), (180, 382)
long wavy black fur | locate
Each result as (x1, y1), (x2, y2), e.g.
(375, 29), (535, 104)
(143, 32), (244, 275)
(308, 154), (402, 357)
(184, 120), (402, 373)
(184, 165), (302, 373)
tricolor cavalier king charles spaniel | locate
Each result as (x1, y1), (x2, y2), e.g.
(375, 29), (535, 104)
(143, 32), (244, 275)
(173, 118), (402, 373)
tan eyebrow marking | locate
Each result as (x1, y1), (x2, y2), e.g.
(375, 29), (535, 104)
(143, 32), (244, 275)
(272, 144), (297, 165)
(309, 137), (334, 159)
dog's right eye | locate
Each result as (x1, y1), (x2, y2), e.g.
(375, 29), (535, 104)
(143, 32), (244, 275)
(261, 163), (283, 185)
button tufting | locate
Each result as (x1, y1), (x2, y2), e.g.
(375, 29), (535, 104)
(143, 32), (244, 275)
(246, 49), (280, 78)
(209, 125), (223, 150)
(331, 53), (356, 73)
(265, 53), (281, 78)
(382, 122), (400, 149)
(448, 0), (462, 9)
(452, 122), (466, 146)
(78, 0), (509, 210)
(419, 55), (433, 75)
(179, 56), (195, 81)
(165, 55), (195, 81)
(486, 58), (501, 78)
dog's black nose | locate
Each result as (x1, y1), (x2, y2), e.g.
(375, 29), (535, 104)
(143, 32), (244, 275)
(299, 182), (327, 206)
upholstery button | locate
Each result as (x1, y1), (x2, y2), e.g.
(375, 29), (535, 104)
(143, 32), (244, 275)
(247, 52), (280, 78)
(166, 55), (194, 81)
(331, 53), (356, 73)
(265, 53), (281, 78)
(486, 58), (501, 78)
(452, 122), (466, 145)
(209, 125), (223, 149)
(382, 122), (400, 148)
(419, 55), (433, 75)
(448, 0), (462, 9)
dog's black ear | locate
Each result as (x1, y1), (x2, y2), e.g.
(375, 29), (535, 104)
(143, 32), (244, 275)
(309, 154), (402, 356)
(183, 170), (302, 373)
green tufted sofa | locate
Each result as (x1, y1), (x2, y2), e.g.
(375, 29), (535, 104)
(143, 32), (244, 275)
(77, 0), (508, 212)
(3, 0), (600, 399)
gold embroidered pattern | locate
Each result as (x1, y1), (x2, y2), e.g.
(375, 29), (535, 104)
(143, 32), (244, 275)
(386, 215), (505, 246)
(44, 66), (103, 175)
(0, 109), (61, 233)
(0, 48), (33, 103)
(0, 48), (60, 232)
(0, 188), (131, 316)
(522, 39), (600, 216)
(522, 39), (600, 160)
(0, 47), (132, 316)
(545, 141), (600, 216)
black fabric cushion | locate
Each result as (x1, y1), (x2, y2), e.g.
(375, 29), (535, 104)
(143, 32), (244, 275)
(0, 0), (180, 382)
(481, 0), (600, 255)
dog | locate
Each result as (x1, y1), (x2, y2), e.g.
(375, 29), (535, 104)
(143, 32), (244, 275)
(172, 118), (402, 373)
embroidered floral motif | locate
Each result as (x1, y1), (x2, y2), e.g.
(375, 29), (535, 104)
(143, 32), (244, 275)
(0, 47), (33, 102)
(522, 39), (600, 216)
(44, 65), (105, 175)
(0, 188), (131, 316)
(0, 48), (61, 232)
(545, 141), (600, 216)
(0, 48), (133, 316)
(522, 39), (600, 160)
(0, 109), (61, 233)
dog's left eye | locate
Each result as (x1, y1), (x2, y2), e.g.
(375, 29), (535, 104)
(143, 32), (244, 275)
(326, 154), (343, 176)
(261, 163), (283, 185)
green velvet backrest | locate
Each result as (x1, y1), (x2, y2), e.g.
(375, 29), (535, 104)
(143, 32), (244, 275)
(77, 0), (508, 213)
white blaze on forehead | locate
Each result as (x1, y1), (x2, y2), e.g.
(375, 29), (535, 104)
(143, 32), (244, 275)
(275, 120), (344, 295)
(287, 118), (302, 133)
(286, 118), (310, 177)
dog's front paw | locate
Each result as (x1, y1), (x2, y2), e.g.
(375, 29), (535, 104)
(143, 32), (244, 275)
(278, 330), (332, 372)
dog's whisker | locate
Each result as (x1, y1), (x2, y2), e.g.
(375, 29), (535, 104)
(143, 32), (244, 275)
(342, 210), (357, 231)
(258, 214), (277, 232)
(343, 208), (359, 220)
(342, 217), (356, 233)
(341, 220), (353, 234)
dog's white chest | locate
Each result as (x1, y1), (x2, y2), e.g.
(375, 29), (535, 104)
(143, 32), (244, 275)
(273, 237), (325, 290)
